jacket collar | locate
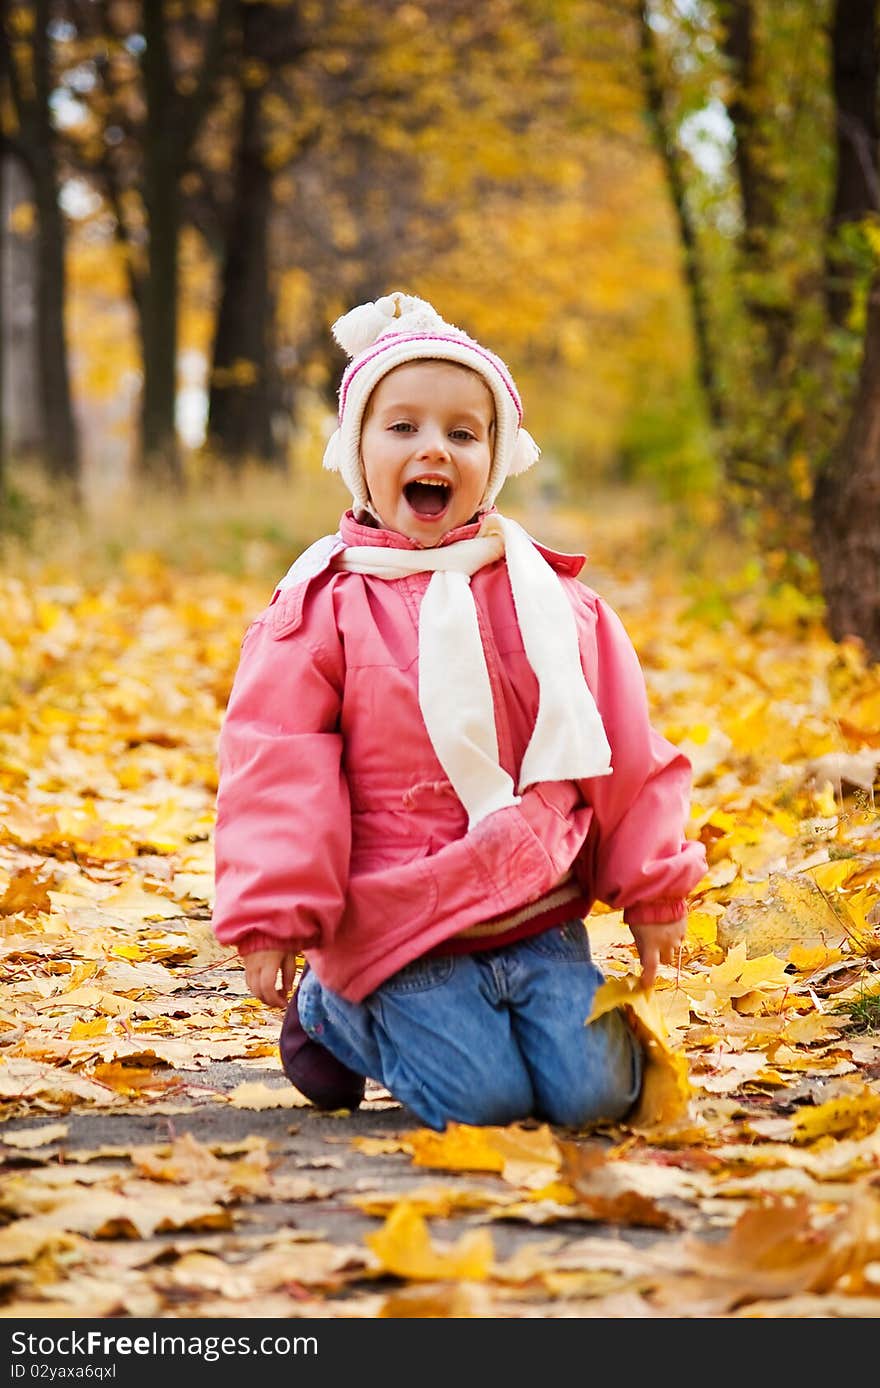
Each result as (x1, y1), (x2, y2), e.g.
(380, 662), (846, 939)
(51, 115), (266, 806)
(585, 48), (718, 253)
(338, 508), (585, 578)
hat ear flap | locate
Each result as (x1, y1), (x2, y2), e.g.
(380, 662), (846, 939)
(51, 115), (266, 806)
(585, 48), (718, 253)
(508, 427), (541, 477)
(322, 427), (343, 473)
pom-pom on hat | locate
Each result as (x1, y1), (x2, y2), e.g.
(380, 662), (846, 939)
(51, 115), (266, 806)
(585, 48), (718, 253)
(322, 291), (540, 514)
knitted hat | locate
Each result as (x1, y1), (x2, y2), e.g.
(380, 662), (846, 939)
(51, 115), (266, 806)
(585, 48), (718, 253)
(321, 291), (540, 514)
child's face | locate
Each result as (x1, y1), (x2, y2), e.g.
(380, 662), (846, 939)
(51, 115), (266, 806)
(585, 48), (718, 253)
(360, 361), (494, 546)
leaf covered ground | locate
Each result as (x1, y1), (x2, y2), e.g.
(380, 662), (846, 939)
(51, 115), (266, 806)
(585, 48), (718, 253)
(1, 488), (879, 1319)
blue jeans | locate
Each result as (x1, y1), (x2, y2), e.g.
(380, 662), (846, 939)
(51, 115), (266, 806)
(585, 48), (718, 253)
(297, 921), (642, 1131)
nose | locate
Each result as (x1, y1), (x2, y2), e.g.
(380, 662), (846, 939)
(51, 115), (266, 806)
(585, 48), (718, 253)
(416, 425), (450, 460)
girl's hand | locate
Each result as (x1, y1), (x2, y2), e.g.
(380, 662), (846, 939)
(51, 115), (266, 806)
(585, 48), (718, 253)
(628, 919), (686, 991)
(244, 949), (299, 1008)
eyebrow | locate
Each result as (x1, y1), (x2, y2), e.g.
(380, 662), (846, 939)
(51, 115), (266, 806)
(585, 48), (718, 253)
(372, 400), (493, 425)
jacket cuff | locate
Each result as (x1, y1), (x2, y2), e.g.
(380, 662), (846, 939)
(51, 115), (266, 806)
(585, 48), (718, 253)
(623, 899), (688, 926)
(233, 932), (294, 956)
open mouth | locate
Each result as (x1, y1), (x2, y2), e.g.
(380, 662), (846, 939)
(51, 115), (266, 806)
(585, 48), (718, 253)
(403, 478), (452, 518)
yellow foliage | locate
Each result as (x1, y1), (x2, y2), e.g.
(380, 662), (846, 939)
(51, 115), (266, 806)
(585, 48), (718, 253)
(709, 945), (791, 998)
(366, 1200), (494, 1282)
(0, 461), (878, 1317)
(587, 974), (692, 1128)
(406, 1123), (560, 1185)
(8, 201), (36, 236)
(791, 1090), (880, 1146)
(227, 1082), (310, 1110)
(787, 943), (843, 973)
(686, 911), (719, 948)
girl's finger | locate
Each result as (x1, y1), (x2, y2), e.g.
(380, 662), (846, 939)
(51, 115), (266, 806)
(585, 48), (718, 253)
(281, 955), (297, 998)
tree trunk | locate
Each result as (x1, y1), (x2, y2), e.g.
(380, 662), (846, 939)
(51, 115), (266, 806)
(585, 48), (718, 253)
(0, 127), (6, 504)
(825, 0), (879, 329)
(140, 3), (181, 484)
(813, 267), (880, 660)
(140, 167), (181, 484)
(31, 0), (79, 486)
(715, 0), (794, 397)
(813, 2), (880, 660)
(206, 6), (278, 470)
(31, 157), (78, 483)
(136, 0), (236, 485)
(718, 2), (774, 235)
(637, 3), (724, 432)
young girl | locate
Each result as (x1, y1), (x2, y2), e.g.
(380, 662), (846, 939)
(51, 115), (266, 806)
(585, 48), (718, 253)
(212, 292), (707, 1131)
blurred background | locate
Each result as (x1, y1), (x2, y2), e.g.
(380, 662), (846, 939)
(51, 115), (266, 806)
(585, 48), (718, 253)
(1, 0), (878, 658)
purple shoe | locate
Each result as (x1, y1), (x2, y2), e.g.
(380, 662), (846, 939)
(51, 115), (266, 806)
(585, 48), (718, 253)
(280, 968), (365, 1111)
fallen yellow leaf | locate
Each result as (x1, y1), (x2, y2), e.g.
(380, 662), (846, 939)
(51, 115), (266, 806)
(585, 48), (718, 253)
(791, 1088), (880, 1145)
(2, 1123), (69, 1149)
(365, 1200), (494, 1281)
(588, 974), (691, 1129)
(406, 1122), (560, 1185)
(228, 1081), (309, 1110)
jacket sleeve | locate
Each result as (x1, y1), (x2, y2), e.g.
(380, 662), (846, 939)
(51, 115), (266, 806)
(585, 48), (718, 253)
(212, 586), (351, 957)
(574, 592), (707, 925)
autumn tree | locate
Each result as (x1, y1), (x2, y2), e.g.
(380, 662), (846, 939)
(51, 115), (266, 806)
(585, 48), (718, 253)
(635, 0), (880, 658)
(0, 27), (7, 500)
(638, 0), (834, 540)
(812, 0), (880, 659)
(2, 0), (79, 491)
(63, 0), (401, 477)
(637, 0), (724, 433)
(137, 0), (236, 482)
(61, 0), (235, 485)
(259, 0), (660, 467)
(714, 1), (795, 398)
(11, 0), (713, 513)
(205, 1), (312, 470)
(824, 0), (878, 330)
(213, 0), (612, 466)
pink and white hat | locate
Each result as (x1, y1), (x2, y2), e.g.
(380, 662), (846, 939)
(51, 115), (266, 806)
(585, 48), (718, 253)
(321, 291), (540, 514)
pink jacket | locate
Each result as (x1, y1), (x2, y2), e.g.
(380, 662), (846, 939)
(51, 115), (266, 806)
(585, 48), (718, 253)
(212, 510), (707, 1002)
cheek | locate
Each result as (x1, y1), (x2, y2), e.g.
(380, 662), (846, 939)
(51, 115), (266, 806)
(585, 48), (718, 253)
(467, 455), (492, 496)
(372, 473), (402, 507)
(362, 454), (392, 501)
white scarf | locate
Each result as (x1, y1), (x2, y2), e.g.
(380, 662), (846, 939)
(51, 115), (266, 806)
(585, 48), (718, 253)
(334, 513), (612, 828)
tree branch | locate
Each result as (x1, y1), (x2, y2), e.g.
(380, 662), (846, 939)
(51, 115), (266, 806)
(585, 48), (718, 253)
(179, 0), (237, 162)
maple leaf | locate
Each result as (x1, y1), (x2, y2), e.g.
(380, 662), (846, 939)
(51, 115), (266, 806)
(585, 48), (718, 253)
(228, 1081), (310, 1110)
(790, 1088), (880, 1145)
(673, 1190), (880, 1304)
(0, 868), (53, 916)
(365, 1200), (494, 1281)
(587, 974), (691, 1129)
(556, 1140), (682, 1229)
(405, 1122), (561, 1186)
(708, 942), (792, 998)
(130, 1132), (271, 1197)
